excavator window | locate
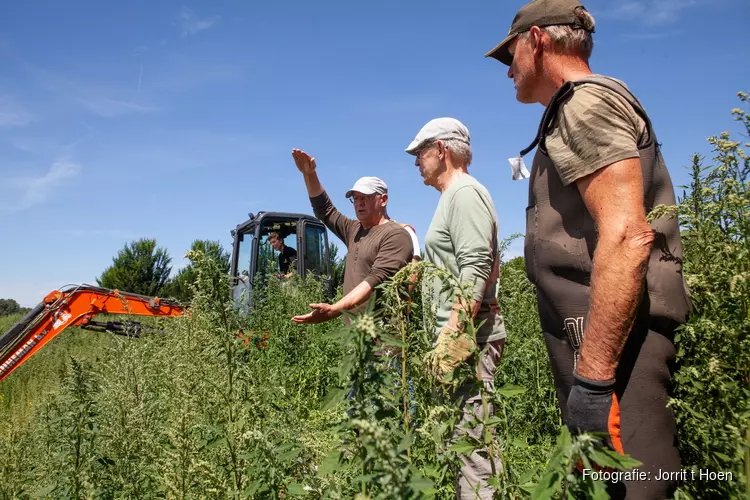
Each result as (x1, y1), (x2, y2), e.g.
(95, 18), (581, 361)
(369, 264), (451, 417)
(304, 224), (327, 278)
(236, 232), (254, 279)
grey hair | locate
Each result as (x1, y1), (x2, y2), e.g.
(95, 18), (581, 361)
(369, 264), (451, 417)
(519, 6), (595, 60)
(443, 138), (472, 166)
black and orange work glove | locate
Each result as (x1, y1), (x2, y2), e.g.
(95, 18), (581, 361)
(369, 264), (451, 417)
(566, 372), (624, 454)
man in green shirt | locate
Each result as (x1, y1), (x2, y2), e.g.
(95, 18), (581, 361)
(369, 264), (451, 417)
(405, 117), (507, 500)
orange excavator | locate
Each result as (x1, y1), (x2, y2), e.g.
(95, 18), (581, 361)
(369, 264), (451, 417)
(0, 210), (335, 384)
(0, 284), (185, 383)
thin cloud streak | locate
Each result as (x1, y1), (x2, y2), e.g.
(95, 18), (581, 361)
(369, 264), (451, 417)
(179, 6), (219, 37)
(1, 159), (82, 212)
(621, 30), (683, 40)
(25, 63), (159, 118)
(594, 0), (698, 26)
(0, 95), (34, 127)
(75, 96), (158, 118)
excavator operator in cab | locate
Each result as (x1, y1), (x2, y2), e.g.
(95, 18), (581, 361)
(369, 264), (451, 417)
(268, 231), (297, 279)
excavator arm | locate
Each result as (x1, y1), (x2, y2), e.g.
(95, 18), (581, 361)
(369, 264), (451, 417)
(0, 284), (185, 383)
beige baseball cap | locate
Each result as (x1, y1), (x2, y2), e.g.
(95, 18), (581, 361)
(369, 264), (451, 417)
(405, 117), (470, 156)
(345, 176), (388, 198)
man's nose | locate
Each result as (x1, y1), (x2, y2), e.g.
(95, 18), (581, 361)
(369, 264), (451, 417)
(507, 65), (513, 79)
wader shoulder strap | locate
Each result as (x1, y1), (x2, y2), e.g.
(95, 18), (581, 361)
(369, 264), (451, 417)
(519, 75), (657, 157)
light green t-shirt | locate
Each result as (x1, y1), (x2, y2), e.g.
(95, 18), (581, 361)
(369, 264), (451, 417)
(423, 174), (507, 344)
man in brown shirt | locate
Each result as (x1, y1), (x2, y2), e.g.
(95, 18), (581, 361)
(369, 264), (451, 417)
(290, 148), (414, 324)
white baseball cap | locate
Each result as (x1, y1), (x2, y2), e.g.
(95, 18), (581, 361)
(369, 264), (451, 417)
(405, 117), (471, 155)
(345, 176), (388, 198)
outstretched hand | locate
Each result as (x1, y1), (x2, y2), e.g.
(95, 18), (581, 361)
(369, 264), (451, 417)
(292, 148), (317, 175)
(291, 303), (340, 324)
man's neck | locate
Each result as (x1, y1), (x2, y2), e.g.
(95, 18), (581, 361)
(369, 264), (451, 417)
(361, 214), (389, 230)
(539, 56), (593, 107)
(435, 166), (468, 193)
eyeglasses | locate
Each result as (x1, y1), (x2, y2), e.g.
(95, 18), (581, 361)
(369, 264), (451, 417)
(349, 193), (379, 204)
(416, 142), (438, 160)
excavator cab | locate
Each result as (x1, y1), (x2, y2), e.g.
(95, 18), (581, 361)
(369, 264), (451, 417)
(229, 211), (332, 310)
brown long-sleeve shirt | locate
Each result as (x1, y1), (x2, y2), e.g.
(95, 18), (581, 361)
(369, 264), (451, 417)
(310, 191), (413, 296)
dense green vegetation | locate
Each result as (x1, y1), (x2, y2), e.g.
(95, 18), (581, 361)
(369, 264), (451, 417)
(0, 92), (747, 498)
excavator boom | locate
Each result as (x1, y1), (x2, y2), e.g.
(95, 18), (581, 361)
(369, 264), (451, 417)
(0, 284), (185, 383)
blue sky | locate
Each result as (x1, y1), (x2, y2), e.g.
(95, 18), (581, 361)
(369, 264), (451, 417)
(1, 0), (748, 307)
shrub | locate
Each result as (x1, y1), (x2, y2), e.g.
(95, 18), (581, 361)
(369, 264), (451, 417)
(657, 91), (750, 499)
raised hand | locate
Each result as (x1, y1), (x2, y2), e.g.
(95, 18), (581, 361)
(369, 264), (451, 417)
(291, 302), (340, 324)
(292, 148), (317, 175)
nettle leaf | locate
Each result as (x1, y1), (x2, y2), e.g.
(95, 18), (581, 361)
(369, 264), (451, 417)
(497, 384), (527, 397)
(462, 418), (481, 430)
(243, 480), (265, 497)
(546, 427), (571, 470)
(584, 474), (610, 500)
(275, 443), (302, 462)
(320, 387), (347, 411)
(713, 451), (734, 462)
(589, 448), (642, 470)
(31, 483), (57, 498)
(531, 470), (564, 500)
(379, 333), (405, 348)
(408, 466), (435, 495)
(448, 436), (480, 455)
(484, 416), (504, 428)
(512, 437), (528, 448)
(483, 429), (495, 446)
(317, 450), (343, 477)
(397, 432), (414, 454)
(338, 357), (354, 380)
(421, 466), (440, 479)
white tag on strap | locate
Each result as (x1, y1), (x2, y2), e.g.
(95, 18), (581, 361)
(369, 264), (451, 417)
(508, 156), (530, 180)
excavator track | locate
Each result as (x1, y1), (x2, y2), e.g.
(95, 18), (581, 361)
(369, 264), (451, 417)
(0, 284), (185, 383)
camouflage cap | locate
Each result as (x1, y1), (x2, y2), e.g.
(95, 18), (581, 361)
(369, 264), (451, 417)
(484, 0), (594, 66)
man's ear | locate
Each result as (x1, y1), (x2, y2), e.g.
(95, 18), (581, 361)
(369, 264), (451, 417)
(529, 26), (545, 57)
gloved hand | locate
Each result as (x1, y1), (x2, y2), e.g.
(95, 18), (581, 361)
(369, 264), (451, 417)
(428, 326), (476, 381)
(566, 372), (624, 454)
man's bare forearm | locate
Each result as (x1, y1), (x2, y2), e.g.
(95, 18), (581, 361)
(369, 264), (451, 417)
(303, 172), (324, 198)
(577, 228), (654, 380)
(333, 281), (373, 313)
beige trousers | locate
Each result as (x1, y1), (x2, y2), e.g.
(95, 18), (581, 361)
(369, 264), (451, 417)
(451, 338), (506, 500)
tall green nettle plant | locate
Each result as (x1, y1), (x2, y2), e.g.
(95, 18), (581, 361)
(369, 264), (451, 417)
(651, 91), (749, 499)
